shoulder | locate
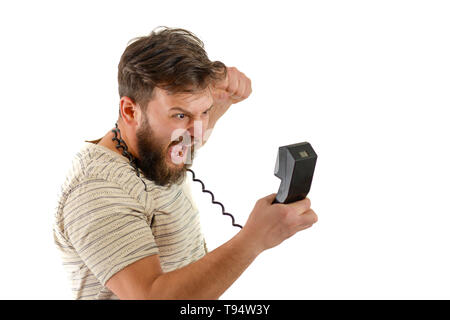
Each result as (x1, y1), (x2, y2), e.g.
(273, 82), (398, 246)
(73, 143), (150, 192)
(55, 143), (157, 225)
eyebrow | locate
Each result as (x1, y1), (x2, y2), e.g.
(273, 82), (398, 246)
(169, 105), (213, 116)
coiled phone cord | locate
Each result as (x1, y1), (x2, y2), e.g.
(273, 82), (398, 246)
(112, 122), (148, 192)
(187, 169), (243, 229)
(111, 122), (242, 229)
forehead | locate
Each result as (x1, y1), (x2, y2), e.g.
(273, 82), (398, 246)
(150, 87), (213, 113)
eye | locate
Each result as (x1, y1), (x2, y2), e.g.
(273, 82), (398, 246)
(174, 113), (187, 120)
(203, 107), (212, 115)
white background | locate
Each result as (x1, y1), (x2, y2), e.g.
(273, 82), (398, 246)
(0, 0), (449, 299)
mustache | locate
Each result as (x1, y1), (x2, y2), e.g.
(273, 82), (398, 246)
(169, 135), (200, 148)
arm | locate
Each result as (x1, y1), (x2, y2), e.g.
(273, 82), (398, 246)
(151, 229), (258, 299)
(106, 194), (318, 299)
(202, 66), (252, 146)
(106, 228), (258, 300)
(206, 101), (232, 133)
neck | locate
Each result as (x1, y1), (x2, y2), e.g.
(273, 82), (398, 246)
(96, 121), (135, 159)
(112, 122), (135, 162)
(112, 121), (143, 179)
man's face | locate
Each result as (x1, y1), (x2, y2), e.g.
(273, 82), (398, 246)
(135, 87), (213, 186)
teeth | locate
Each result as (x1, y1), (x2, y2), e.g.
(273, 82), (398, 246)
(171, 144), (186, 158)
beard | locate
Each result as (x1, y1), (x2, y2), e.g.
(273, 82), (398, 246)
(135, 113), (195, 187)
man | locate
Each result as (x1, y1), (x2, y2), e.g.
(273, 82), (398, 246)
(53, 27), (318, 300)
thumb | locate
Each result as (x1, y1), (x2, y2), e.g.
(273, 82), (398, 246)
(263, 193), (278, 204)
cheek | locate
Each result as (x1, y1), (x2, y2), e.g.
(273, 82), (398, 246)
(146, 114), (178, 145)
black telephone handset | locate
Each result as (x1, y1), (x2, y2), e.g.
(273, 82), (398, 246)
(188, 141), (317, 229)
(273, 142), (317, 204)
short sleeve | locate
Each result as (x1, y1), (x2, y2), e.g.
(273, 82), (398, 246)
(61, 178), (159, 286)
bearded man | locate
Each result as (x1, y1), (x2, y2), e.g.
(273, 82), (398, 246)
(53, 27), (317, 300)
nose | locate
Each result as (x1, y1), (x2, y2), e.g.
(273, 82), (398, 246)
(186, 119), (207, 144)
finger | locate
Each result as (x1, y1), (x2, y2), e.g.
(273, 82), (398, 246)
(235, 72), (247, 98)
(228, 70), (240, 96)
(242, 76), (251, 99)
(262, 193), (278, 204)
(243, 76), (252, 99)
(296, 209), (318, 226)
(286, 197), (311, 215)
(231, 74), (251, 103)
(230, 84), (245, 103)
(238, 72), (250, 95)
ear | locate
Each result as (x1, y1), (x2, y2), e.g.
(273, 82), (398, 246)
(119, 96), (141, 127)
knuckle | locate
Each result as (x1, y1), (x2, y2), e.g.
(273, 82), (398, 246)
(278, 206), (290, 219)
(306, 209), (318, 224)
(297, 214), (309, 226)
(303, 197), (311, 209)
(229, 81), (238, 93)
(296, 209), (313, 224)
(313, 211), (319, 223)
(286, 205), (297, 216)
(256, 198), (265, 206)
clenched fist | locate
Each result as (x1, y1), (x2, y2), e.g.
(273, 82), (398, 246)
(240, 194), (318, 254)
(202, 66), (252, 144)
(212, 66), (252, 106)
(207, 66), (252, 130)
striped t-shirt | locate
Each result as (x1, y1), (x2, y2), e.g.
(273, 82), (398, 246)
(53, 142), (207, 300)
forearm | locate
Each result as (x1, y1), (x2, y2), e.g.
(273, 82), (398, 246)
(148, 229), (260, 299)
(202, 102), (232, 146)
(208, 101), (232, 131)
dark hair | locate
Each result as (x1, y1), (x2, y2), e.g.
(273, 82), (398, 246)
(118, 26), (227, 114)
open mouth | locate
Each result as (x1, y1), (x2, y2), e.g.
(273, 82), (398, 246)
(168, 138), (193, 164)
